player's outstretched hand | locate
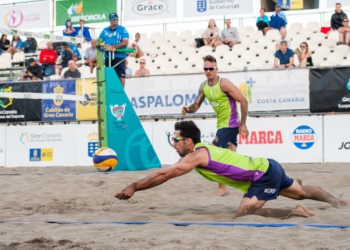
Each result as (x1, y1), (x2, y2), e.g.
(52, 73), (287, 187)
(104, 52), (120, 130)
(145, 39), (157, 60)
(115, 185), (135, 200)
(239, 124), (249, 138)
(182, 106), (189, 115)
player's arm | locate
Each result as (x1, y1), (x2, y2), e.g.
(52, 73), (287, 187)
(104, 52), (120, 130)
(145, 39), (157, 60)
(115, 151), (203, 200)
(221, 79), (249, 138)
(182, 82), (205, 115)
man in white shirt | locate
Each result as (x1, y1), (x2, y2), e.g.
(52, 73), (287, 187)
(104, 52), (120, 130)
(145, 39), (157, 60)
(84, 39), (97, 73)
(131, 33), (146, 58)
(275, 28), (291, 50)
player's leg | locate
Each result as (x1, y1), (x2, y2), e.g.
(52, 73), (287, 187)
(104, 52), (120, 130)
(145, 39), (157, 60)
(279, 181), (349, 208)
(345, 31), (350, 45)
(212, 127), (239, 196)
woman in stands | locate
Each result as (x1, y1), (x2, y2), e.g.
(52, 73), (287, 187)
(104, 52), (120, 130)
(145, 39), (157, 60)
(7, 36), (24, 55)
(0, 34), (10, 55)
(297, 42), (313, 67)
(63, 19), (76, 37)
(256, 8), (270, 34)
(202, 19), (220, 47)
(338, 18), (350, 45)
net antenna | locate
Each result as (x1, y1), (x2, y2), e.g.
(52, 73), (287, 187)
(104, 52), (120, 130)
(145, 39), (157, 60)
(0, 27), (86, 101)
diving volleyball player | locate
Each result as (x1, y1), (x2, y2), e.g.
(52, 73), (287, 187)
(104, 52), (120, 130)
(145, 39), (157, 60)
(182, 55), (249, 196)
(116, 121), (348, 218)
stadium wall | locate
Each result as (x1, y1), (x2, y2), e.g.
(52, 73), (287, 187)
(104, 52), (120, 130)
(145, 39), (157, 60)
(1, 115), (349, 168)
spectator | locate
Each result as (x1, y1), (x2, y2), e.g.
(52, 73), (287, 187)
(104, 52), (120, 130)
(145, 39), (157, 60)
(63, 60), (81, 79)
(256, 8), (270, 34)
(125, 59), (133, 78)
(275, 28), (291, 50)
(7, 36), (23, 55)
(338, 18), (350, 45)
(74, 19), (93, 42)
(134, 59), (150, 77)
(264, 4), (287, 34)
(274, 41), (294, 69)
(23, 37), (37, 54)
(130, 33), (146, 58)
(39, 41), (57, 76)
(202, 19), (220, 47)
(214, 19), (239, 48)
(19, 58), (43, 81)
(297, 42), (313, 67)
(56, 42), (73, 75)
(331, 3), (348, 30)
(84, 39), (97, 73)
(0, 35), (10, 54)
(60, 42), (81, 60)
(63, 19), (76, 37)
(99, 13), (129, 88)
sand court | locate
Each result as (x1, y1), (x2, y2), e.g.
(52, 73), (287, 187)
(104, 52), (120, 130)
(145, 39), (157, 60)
(0, 163), (350, 249)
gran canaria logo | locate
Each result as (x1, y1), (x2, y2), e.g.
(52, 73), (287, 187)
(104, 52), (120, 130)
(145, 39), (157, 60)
(0, 86), (13, 108)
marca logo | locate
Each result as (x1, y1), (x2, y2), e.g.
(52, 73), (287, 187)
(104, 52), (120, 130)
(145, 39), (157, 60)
(88, 131), (99, 157)
(5, 10), (23, 28)
(0, 86), (13, 109)
(339, 142), (350, 150)
(110, 104), (126, 121)
(291, 125), (317, 150)
(239, 131), (283, 144)
(133, 0), (168, 15)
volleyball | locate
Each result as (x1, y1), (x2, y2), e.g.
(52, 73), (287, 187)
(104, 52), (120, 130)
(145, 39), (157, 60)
(93, 147), (118, 172)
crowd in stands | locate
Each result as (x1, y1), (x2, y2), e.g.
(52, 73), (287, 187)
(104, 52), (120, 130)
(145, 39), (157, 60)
(0, 2), (349, 82)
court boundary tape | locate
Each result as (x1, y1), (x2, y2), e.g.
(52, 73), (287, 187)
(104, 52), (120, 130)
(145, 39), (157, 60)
(1, 220), (350, 229)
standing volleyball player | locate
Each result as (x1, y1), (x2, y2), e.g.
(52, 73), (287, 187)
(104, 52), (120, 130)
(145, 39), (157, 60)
(182, 55), (249, 196)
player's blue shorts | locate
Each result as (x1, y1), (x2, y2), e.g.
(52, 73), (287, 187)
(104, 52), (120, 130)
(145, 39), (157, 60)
(244, 159), (294, 201)
(212, 127), (239, 148)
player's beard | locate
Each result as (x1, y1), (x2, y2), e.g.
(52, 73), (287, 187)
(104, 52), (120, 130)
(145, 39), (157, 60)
(176, 145), (191, 157)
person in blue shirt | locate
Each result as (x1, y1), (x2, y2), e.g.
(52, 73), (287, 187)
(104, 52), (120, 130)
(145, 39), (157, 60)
(60, 42), (81, 60)
(99, 13), (129, 88)
(7, 35), (24, 55)
(274, 41), (294, 69)
(264, 4), (287, 34)
(63, 19), (76, 37)
(74, 19), (93, 42)
(256, 8), (270, 34)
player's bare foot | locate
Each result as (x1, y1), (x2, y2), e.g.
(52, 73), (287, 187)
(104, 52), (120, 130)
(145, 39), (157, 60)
(338, 194), (349, 207)
(215, 184), (228, 196)
(284, 204), (316, 219)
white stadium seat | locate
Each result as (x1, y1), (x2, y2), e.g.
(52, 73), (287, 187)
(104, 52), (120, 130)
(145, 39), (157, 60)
(266, 29), (280, 41)
(312, 54), (325, 67)
(334, 45), (350, 58)
(231, 58), (247, 71)
(215, 45), (230, 57)
(198, 46), (213, 56)
(299, 28), (314, 39)
(231, 44), (247, 57)
(327, 31), (339, 41)
(249, 57), (267, 69)
(320, 61), (335, 67)
(249, 31), (263, 42)
(222, 52), (239, 64)
(326, 52), (344, 65)
(187, 54), (203, 65)
(195, 29), (205, 38)
(321, 39), (337, 50)
(241, 50), (257, 63)
(180, 30), (192, 39)
(258, 36), (274, 47)
(291, 34), (307, 44)
(315, 46), (331, 59)
(306, 21), (320, 33)
(181, 46), (197, 56)
(249, 43), (265, 55)
(178, 61), (192, 73)
(242, 26), (254, 32)
(165, 31), (177, 40)
(309, 32), (326, 44)
(290, 23), (303, 33)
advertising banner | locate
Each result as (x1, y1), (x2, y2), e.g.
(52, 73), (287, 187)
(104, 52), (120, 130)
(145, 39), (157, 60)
(152, 116), (323, 165)
(5, 125), (77, 167)
(123, 0), (177, 21)
(324, 115), (350, 163)
(125, 69), (309, 116)
(42, 79), (77, 121)
(183, 0), (253, 18)
(310, 68), (350, 113)
(327, 0), (350, 8)
(0, 82), (42, 122)
(0, 1), (50, 30)
(76, 78), (97, 121)
(56, 0), (117, 25)
(0, 127), (5, 167)
(76, 124), (99, 166)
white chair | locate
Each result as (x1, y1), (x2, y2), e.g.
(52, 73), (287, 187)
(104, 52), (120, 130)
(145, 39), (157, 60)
(153, 55), (170, 67)
(266, 29), (280, 41)
(289, 41), (299, 51)
(243, 26), (254, 32)
(181, 46), (197, 56)
(0, 58), (11, 69)
(222, 52), (238, 64)
(82, 43), (90, 52)
(321, 39), (337, 50)
(326, 52), (344, 65)
(334, 45), (350, 58)
(180, 30), (192, 40)
(216, 58), (229, 67)
(309, 32), (326, 44)
(324, 21), (331, 27)
(307, 40), (319, 53)
(249, 58), (267, 69)
(259, 50), (275, 62)
(241, 50), (257, 63)
(320, 61), (335, 67)
(151, 68), (165, 76)
(292, 34), (307, 44)
(231, 44), (247, 57)
(60, 67), (69, 76)
(286, 29), (297, 38)
(239, 31), (250, 41)
(165, 31), (177, 41)
(81, 65), (94, 78)
(184, 67), (201, 74)
(340, 60), (350, 66)
(290, 23), (303, 33)
(187, 54), (203, 65)
(249, 43), (265, 55)
(159, 44), (176, 54)
(178, 61), (192, 73)
(219, 64), (235, 72)
(267, 42), (276, 51)
(38, 40), (49, 50)
(312, 54), (324, 67)
(231, 58), (247, 71)
(170, 37), (185, 46)
(139, 33), (148, 39)
(249, 31), (263, 42)
(198, 46), (213, 56)
(49, 74), (61, 80)
(0, 53), (12, 60)
(307, 22), (320, 33)
(241, 37), (256, 49)
(195, 29), (205, 37)
(171, 54), (186, 65)
(327, 31), (339, 42)
(159, 61), (176, 71)
(12, 52), (25, 64)
(150, 32), (162, 40)
(258, 36), (274, 47)
(185, 35), (197, 46)
(215, 45), (230, 58)
(315, 46), (331, 59)
(164, 67), (180, 75)
(299, 28), (314, 39)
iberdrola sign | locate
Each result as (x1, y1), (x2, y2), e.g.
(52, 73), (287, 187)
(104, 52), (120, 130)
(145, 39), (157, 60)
(55, 0), (117, 25)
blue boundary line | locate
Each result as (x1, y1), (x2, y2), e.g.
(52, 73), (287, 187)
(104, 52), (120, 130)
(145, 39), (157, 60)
(1, 220), (350, 229)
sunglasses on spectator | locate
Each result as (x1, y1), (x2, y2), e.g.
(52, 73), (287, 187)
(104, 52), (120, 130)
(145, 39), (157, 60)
(140, 62), (146, 64)
(300, 45), (306, 48)
(203, 67), (217, 71)
(343, 20), (349, 22)
(173, 137), (188, 143)
(109, 18), (117, 21)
